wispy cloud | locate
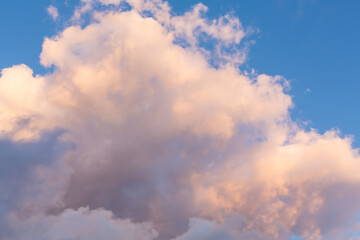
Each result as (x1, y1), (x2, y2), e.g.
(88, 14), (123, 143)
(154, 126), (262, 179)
(47, 5), (59, 21)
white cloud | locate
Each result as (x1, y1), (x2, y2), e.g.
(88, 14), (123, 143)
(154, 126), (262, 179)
(173, 215), (286, 240)
(8, 207), (158, 240)
(1, 0), (360, 239)
(47, 5), (59, 21)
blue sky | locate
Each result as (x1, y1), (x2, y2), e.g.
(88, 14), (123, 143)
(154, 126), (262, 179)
(1, 0), (359, 145)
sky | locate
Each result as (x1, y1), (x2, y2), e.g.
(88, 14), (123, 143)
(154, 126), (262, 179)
(0, 0), (360, 240)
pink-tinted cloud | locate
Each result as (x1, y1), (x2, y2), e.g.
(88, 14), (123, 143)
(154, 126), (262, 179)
(47, 5), (59, 21)
(1, 1), (360, 240)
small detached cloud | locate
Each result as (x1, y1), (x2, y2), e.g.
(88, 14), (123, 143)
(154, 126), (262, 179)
(47, 5), (59, 21)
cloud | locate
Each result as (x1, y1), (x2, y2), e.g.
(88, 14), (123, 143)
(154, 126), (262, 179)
(0, 64), (52, 141)
(173, 215), (288, 240)
(47, 5), (59, 21)
(1, 0), (360, 239)
(7, 207), (158, 240)
(0, 130), (72, 238)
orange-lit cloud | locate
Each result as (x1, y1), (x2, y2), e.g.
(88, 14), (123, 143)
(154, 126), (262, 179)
(1, 1), (360, 240)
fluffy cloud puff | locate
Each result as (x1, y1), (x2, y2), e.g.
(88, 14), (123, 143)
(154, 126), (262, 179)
(1, 0), (360, 239)
(7, 207), (158, 240)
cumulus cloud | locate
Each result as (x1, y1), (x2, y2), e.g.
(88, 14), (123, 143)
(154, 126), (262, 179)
(1, 0), (360, 239)
(7, 207), (158, 240)
(0, 130), (72, 238)
(173, 215), (288, 240)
